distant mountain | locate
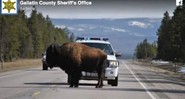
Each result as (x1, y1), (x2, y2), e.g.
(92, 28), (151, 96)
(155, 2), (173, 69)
(51, 18), (161, 56)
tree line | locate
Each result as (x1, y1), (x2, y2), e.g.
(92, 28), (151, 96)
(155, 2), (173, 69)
(135, 4), (185, 63)
(0, 9), (73, 62)
(157, 4), (185, 62)
(135, 38), (157, 59)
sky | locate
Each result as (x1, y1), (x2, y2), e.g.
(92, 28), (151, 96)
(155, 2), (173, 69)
(22, 0), (177, 19)
(52, 18), (161, 55)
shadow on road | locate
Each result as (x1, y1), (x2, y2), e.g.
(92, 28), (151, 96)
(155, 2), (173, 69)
(24, 68), (60, 71)
(24, 82), (96, 87)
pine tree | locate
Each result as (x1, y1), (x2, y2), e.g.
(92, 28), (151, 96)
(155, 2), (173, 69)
(157, 11), (172, 61)
(170, 6), (185, 62)
(135, 38), (157, 59)
(156, 4), (185, 62)
(0, 8), (70, 61)
(17, 10), (33, 58)
(28, 9), (43, 58)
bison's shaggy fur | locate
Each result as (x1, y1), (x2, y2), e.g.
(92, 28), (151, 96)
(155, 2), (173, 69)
(46, 42), (107, 88)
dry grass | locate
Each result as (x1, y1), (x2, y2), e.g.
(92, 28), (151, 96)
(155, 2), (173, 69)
(0, 59), (42, 72)
(133, 60), (185, 81)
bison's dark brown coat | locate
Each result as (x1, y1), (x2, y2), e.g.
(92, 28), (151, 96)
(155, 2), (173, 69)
(46, 42), (107, 88)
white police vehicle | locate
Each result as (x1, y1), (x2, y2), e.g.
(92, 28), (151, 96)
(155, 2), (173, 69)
(76, 37), (119, 86)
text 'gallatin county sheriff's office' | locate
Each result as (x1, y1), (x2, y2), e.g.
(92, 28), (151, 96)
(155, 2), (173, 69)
(19, 0), (92, 6)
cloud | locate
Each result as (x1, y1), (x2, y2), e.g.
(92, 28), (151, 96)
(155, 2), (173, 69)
(55, 24), (87, 32)
(76, 24), (96, 30)
(111, 27), (126, 32)
(128, 21), (152, 28)
(55, 25), (67, 29)
(66, 27), (74, 30)
(101, 26), (127, 33)
(56, 24), (128, 34)
(133, 33), (145, 37)
(68, 27), (85, 31)
(77, 28), (85, 31)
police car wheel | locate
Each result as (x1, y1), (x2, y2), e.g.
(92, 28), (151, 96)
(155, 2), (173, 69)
(107, 76), (118, 86)
(42, 64), (48, 70)
(111, 76), (118, 86)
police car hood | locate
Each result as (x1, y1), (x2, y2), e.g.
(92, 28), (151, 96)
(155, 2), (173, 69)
(107, 55), (117, 61)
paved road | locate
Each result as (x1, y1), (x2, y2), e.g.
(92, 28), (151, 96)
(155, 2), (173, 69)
(0, 60), (185, 99)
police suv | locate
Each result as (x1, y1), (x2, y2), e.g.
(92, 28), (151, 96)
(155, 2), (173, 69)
(76, 37), (119, 86)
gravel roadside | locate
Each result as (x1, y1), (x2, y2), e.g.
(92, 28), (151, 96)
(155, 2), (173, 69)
(132, 60), (185, 82)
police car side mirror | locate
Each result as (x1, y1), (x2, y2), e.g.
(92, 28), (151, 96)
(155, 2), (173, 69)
(115, 52), (122, 57)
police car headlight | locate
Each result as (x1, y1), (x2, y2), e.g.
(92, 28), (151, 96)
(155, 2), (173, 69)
(109, 61), (119, 68)
(42, 55), (46, 61)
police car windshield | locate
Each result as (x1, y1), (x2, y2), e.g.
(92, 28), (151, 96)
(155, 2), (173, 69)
(82, 43), (114, 55)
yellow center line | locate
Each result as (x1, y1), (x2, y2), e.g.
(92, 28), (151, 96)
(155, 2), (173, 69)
(32, 91), (41, 96)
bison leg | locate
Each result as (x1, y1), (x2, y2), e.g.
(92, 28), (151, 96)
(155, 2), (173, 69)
(73, 75), (79, 88)
(74, 79), (79, 87)
(96, 69), (104, 88)
(69, 72), (77, 87)
(69, 76), (78, 88)
(69, 75), (75, 87)
(69, 68), (81, 88)
(74, 69), (81, 87)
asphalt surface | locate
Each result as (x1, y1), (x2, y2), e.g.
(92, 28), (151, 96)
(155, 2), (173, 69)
(0, 60), (185, 99)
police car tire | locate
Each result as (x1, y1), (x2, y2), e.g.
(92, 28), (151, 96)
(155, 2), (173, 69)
(108, 76), (118, 86)
(111, 76), (118, 86)
(42, 64), (48, 70)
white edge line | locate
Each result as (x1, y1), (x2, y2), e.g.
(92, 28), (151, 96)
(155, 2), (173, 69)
(123, 63), (156, 99)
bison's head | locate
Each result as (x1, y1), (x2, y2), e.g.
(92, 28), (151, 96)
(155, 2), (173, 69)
(46, 44), (61, 66)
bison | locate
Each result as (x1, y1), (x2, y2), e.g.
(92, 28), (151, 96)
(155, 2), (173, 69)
(46, 42), (107, 88)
